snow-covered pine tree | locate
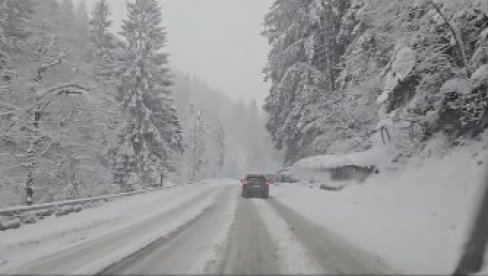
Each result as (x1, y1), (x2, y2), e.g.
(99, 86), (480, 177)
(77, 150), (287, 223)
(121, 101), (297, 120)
(0, 0), (33, 43)
(185, 107), (207, 182)
(75, 2), (89, 29)
(89, 0), (114, 77)
(171, 73), (282, 178)
(0, 0), (150, 206)
(263, 0), (354, 162)
(0, 2), (7, 73)
(74, 2), (90, 56)
(0, 0), (34, 73)
(263, 0), (321, 162)
(201, 114), (225, 178)
(88, 0), (128, 189)
(117, 0), (183, 188)
(213, 118), (225, 173)
(260, 0), (488, 164)
(61, 0), (74, 18)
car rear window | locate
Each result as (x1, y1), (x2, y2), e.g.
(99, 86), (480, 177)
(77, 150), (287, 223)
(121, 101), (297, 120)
(245, 176), (266, 183)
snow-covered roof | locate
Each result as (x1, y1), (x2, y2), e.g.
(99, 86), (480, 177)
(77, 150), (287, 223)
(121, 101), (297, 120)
(292, 148), (385, 171)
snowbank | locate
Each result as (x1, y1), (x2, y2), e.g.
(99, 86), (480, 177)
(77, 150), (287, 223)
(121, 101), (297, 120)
(0, 181), (228, 273)
(273, 141), (488, 274)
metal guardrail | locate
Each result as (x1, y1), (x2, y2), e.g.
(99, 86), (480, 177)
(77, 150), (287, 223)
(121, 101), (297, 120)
(0, 185), (178, 217)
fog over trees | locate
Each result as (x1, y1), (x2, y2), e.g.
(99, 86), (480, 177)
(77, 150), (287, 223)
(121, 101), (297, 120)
(0, 0), (281, 207)
(172, 73), (282, 182)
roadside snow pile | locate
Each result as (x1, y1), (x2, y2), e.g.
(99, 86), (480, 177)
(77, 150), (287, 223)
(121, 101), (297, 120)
(274, 141), (488, 274)
(0, 181), (227, 274)
(0, 184), (179, 231)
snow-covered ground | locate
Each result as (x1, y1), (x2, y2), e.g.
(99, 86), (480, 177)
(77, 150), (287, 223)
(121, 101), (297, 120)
(0, 180), (233, 274)
(3, 142), (488, 275)
(272, 141), (488, 274)
(253, 198), (325, 274)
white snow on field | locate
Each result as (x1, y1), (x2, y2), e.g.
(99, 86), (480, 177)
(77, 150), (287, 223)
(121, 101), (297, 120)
(252, 198), (325, 274)
(273, 142), (488, 274)
(0, 181), (229, 274)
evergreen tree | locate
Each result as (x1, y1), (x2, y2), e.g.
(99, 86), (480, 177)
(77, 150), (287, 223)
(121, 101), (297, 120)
(0, 0), (34, 72)
(61, 0), (73, 17)
(75, 2), (89, 36)
(261, 0), (488, 163)
(72, 2), (90, 60)
(89, 0), (114, 76)
(185, 107), (207, 181)
(0, 0), (33, 40)
(263, 0), (351, 162)
(117, 0), (183, 187)
(213, 118), (225, 172)
(75, 2), (89, 26)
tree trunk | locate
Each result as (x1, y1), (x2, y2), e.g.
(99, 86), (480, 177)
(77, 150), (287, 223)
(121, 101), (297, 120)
(25, 94), (41, 205)
(160, 170), (164, 187)
(428, 0), (471, 77)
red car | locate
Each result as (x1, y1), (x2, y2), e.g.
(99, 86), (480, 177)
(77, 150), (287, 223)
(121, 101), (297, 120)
(241, 174), (270, 199)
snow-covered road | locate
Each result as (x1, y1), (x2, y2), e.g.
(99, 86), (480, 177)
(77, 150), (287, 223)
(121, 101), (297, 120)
(0, 180), (228, 274)
(1, 179), (396, 275)
(102, 182), (393, 275)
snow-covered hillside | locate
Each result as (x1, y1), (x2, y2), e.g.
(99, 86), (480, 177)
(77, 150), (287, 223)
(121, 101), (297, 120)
(272, 138), (488, 274)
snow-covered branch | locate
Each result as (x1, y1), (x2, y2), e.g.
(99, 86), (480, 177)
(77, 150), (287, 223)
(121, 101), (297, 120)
(427, 0), (471, 77)
(0, 120), (16, 140)
(38, 83), (90, 98)
(37, 53), (66, 76)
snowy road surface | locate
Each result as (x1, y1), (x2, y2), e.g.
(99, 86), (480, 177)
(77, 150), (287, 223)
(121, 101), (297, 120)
(0, 179), (395, 275)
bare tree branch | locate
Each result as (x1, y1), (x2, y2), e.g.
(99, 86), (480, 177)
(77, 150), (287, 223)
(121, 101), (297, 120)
(3, 146), (25, 164)
(40, 141), (56, 157)
(38, 83), (90, 98)
(0, 119), (15, 140)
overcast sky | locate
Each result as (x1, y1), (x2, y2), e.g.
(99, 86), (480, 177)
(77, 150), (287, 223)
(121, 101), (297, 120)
(80, 0), (273, 104)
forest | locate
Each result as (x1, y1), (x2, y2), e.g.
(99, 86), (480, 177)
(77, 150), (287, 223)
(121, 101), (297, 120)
(2, 1), (488, 274)
(262, 0), (488, 164)
(0, 0), (279, 207)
